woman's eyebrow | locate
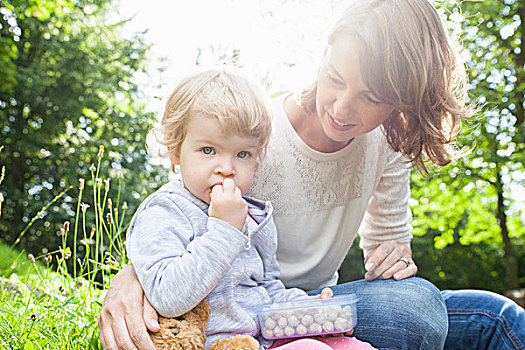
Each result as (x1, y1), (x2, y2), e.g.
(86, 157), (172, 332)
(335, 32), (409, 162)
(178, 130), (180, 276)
(328, 65), (345, 81)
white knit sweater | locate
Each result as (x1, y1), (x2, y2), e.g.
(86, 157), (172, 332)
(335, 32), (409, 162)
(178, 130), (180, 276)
(247, 95), (413, 291)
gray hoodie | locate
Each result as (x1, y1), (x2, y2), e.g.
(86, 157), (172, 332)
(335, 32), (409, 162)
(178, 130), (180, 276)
(126, 181), (307, 348)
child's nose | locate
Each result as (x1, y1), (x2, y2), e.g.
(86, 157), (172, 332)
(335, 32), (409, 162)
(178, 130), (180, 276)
(214, 159), (235, 176)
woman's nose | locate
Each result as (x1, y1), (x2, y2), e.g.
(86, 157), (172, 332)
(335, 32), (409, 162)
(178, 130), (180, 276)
(334, 91), (355, 118)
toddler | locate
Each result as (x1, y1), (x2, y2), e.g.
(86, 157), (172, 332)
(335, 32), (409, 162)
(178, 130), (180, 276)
(126, 67), (375, 350)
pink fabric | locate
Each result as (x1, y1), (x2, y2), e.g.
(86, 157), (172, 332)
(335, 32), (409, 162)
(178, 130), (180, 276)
(268, 336), (377, 350)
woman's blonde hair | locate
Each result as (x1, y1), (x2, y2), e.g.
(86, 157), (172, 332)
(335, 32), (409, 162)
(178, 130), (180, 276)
(301, 0), (475, 172)
(148, 66), (273, 163)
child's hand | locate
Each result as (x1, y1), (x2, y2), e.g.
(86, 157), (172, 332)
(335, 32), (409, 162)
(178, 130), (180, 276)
(209, 178), (248, 232)
(318, 288), (354, 337)
(319, 288), (333, 299)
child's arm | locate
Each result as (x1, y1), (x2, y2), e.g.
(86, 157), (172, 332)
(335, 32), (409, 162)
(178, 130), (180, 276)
(127, 194), (249, 318)
(260, 254), (309, 303)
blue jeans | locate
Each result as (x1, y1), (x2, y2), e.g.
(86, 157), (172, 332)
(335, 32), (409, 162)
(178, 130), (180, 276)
(309, 278), (525, 350)
(308, 277), (448, 350)
(442, 289), (525, 350)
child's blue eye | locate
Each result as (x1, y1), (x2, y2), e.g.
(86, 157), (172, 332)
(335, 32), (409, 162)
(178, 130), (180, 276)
(237, 151), (250, 159)
(201, 147), (215, 155)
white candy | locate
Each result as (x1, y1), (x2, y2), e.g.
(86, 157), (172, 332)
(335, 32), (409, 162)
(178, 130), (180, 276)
(341, 306), (353, 318)
(307, 307), (320, 316)
(322, 321), (334, 332)
(309, 323), (322, 334)
(301, 314), (314, 326)
(260, 299), (356, 338)
(296, 324), (307, 335)
(347, 319), (354, 329)
(263, 328), (274, 338)
(294, 309), (306, 318)
(277, 317), (288, 328)
(264, 317), (276, 329)
(271, 311), (284, 320)
(325, 306), (339, 321)
(273, 327), (284, 338)
(334, 317), (348, 331)
(284, 326), (295, 336)
(288, 315), (299, 327)
(313, 312), (326, 323)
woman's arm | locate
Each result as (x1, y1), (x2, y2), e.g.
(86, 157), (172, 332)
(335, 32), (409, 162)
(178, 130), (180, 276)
(359, 148), (418, 281)
(98, 265), (159, 350)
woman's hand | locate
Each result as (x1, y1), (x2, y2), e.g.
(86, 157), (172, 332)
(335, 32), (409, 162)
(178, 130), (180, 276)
(363, 240), (417, 281)
(98, 265), (160, 349)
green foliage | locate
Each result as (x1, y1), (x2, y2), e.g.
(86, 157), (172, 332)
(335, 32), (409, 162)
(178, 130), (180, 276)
(390, 0), (525, 291)
(0, 0), (167, 256)
(410, 169), (500, 248)
(0, 148), (129, 349)
(339, 1), (525, 292)
(0, 239), (105, 349)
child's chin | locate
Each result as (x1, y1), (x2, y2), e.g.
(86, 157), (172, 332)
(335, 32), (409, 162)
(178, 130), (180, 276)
(201, 193), (211, 205)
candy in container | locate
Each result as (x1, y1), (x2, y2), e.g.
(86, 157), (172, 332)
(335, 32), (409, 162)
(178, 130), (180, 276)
(257, 294), (358, 340)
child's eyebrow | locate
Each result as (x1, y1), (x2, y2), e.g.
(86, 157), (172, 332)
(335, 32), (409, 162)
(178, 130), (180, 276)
(192, 138), (213, 144)
(192, 138), (260, 149)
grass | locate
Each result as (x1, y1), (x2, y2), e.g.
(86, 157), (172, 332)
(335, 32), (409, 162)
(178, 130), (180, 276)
(0, 240), (103, 349)
(0, 146), (128, 349)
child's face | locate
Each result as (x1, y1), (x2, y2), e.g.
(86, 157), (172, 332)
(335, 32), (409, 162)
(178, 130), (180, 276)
(173, 114), (260, 204)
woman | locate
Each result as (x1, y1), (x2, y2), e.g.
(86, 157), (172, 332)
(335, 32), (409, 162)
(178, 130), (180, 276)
(98, 0), (525, 349)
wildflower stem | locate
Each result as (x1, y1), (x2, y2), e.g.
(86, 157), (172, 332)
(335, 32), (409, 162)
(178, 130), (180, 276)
(11, 186), (72, 249)
(17, 315), (37, 350)
(73, 187), (83, 279)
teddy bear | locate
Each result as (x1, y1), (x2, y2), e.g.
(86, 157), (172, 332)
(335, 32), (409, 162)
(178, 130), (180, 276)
(150, 299), (260, 350)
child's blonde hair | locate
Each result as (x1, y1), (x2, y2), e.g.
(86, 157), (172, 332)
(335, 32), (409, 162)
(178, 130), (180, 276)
(148, 66), (273, 163)
(301, 0), (475, 172)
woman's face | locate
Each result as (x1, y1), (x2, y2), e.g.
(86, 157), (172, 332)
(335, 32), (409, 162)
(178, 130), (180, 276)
(315, 36), (395, 147)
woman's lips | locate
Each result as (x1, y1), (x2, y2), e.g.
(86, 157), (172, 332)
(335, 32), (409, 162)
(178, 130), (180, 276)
(327, 112), (355, 131)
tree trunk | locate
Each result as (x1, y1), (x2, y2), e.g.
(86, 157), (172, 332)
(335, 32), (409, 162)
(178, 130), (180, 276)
(516, 4), (524, 126)
(495, 168), (520, 290)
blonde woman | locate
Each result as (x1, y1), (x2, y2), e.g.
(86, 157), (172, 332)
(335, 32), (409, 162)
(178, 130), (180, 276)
(99, 1), (525, 349)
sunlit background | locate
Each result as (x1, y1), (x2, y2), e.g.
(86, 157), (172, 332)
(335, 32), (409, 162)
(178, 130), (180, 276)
(118, 0), (344, 110)
(117, 0), (525, 211)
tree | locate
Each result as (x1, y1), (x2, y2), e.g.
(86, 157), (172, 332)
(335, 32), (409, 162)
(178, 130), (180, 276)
(408, 0), (524, 291)
(0, 0), (166, 255)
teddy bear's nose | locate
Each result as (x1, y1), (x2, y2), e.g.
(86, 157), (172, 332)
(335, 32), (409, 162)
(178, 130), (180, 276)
(170, 327), (180, 336)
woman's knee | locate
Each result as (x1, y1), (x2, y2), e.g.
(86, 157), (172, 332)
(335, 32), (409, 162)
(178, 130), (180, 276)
(336, 277), (448, 349)
(386, 277), (447, 326)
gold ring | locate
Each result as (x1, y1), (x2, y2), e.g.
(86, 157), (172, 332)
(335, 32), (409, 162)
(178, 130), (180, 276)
(398, 257), (411, 268)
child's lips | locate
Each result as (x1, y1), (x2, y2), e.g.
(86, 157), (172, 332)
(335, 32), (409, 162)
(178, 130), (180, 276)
(210, 181), (223, 190)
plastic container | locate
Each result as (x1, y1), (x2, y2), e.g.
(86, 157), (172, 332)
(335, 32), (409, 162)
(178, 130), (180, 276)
(257, 294), (358, 340)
